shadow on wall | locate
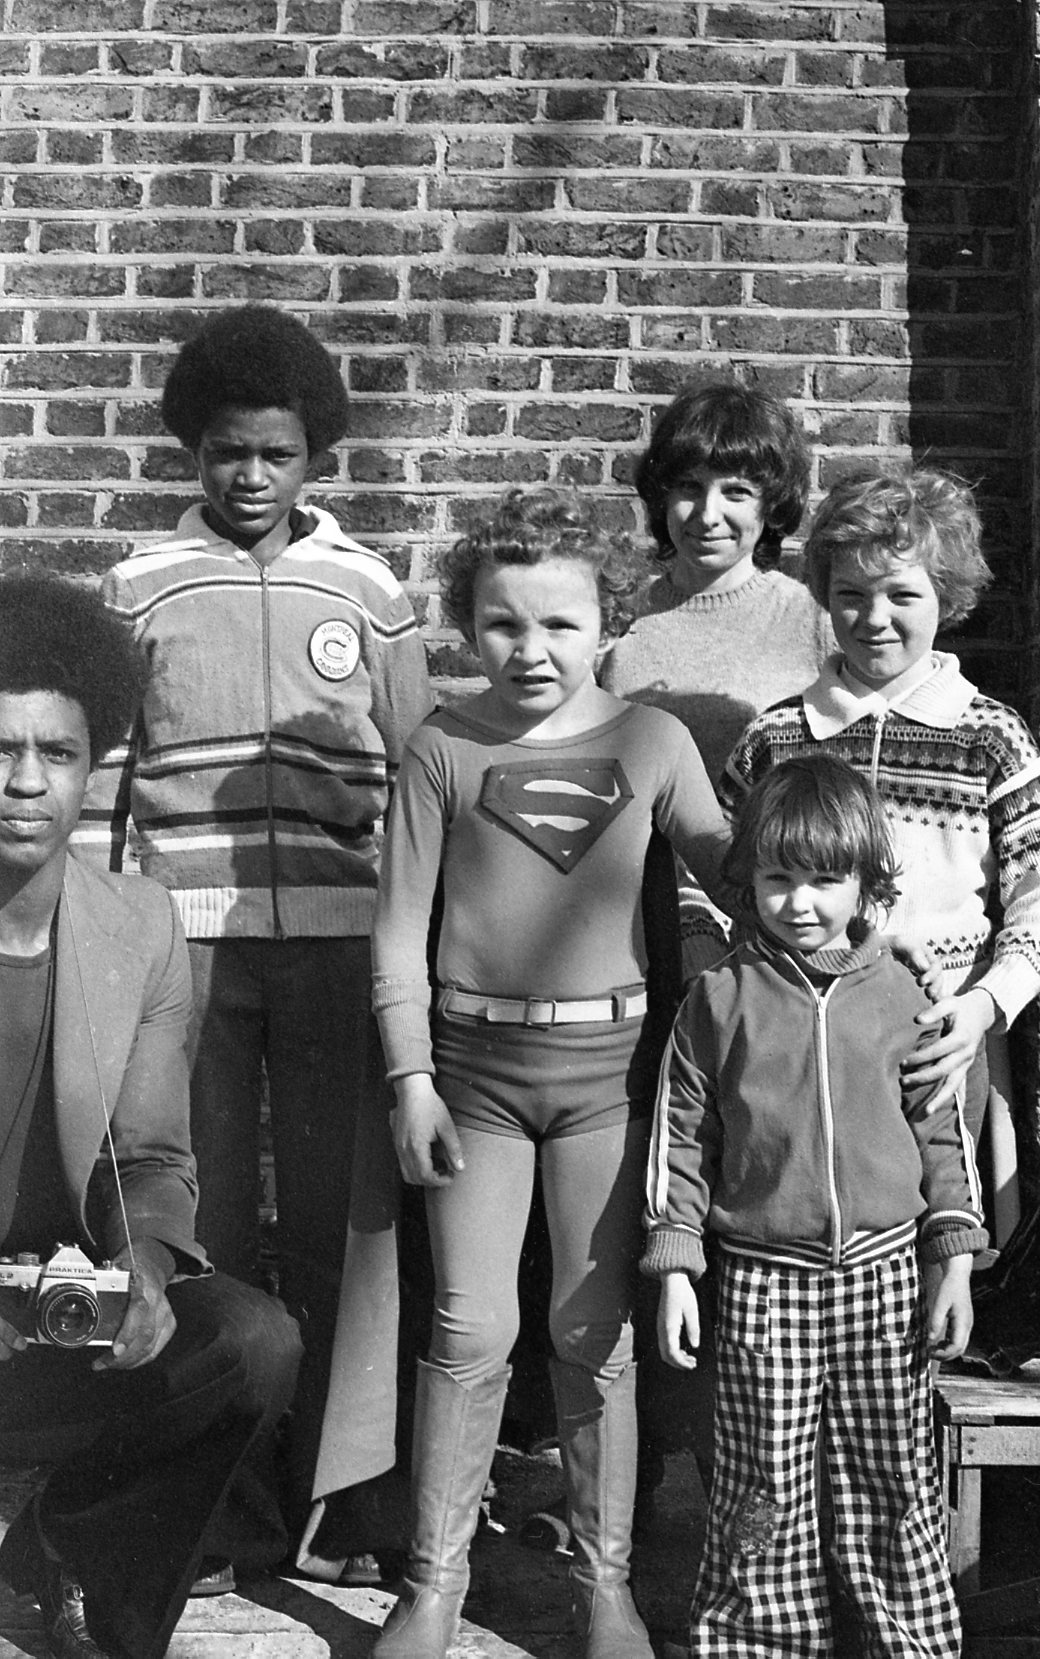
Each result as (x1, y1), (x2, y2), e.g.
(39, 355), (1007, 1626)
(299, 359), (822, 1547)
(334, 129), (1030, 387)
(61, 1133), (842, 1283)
(884, 1), (1028, 708)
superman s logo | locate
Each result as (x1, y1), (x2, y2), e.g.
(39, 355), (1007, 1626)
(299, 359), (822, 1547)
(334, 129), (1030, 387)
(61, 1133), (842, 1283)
(479, 759), (634, 873)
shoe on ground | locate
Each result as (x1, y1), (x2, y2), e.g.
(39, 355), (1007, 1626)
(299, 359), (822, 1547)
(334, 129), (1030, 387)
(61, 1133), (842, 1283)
(33, 1557), (113, 1659)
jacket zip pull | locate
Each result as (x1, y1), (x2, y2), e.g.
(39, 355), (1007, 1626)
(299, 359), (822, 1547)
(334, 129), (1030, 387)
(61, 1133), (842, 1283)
(869, 711), (886, 787)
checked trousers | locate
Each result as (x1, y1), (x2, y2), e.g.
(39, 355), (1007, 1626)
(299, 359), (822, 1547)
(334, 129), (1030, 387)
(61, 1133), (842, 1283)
(690, 1247), (960, 1659)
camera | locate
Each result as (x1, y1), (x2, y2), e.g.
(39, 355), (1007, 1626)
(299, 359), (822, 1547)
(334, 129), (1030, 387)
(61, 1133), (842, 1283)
(0, 1244), (130, 1348)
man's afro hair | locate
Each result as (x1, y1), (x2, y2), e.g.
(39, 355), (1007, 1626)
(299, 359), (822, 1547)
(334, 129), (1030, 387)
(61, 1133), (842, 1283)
(161, 305), (350, 456)
(0, 575), (146, 765)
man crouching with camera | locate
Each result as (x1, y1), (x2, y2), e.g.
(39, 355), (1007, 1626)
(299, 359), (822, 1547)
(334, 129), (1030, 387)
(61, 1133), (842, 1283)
(0, 575), (302, 1659)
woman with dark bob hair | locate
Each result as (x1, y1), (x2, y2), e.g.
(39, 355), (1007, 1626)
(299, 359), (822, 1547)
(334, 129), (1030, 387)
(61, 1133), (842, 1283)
(602, 380), (832, 795)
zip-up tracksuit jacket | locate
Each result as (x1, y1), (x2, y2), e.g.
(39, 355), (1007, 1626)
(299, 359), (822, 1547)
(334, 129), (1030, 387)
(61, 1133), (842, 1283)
(642, 928), (987, 1280)
(73, 503), (433, 939)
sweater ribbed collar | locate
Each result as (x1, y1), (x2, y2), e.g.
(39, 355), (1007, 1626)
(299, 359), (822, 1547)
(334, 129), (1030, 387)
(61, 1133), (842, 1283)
(652, 565), (775, 614)
(801, 651), (977, 739)
(754, 924), (881, 981)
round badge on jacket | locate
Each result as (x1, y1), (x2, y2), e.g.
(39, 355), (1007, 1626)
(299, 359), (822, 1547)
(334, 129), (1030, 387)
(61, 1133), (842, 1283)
(309, 619), (360, 681)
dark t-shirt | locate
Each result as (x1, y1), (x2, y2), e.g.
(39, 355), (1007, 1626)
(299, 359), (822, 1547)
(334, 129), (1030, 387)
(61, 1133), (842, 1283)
(0, 946), (78, 1256)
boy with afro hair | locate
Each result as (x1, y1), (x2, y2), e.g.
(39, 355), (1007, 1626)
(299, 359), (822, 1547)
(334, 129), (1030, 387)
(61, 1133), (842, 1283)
(76, 304), (433, 1560)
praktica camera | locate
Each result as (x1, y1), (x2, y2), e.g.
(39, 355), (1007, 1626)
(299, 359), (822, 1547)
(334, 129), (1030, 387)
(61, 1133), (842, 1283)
(0, 1243), (130, 1348)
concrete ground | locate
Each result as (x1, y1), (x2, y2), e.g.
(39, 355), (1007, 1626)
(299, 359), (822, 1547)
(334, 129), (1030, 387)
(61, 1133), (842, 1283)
(2, 1446), (1040, 1657)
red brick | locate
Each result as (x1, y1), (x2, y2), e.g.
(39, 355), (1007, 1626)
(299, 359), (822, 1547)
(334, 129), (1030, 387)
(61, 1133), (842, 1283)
(705, 315), (843, 355)
(137, 268), (197, 300)
(139, 448), (197, 482)
(648, 134), (780, 170)
(347, 450), (407, 484)
(6, 266), (128, 299)
(411, 268), (539, 303)
(515, 403), (641, 442)
(243, 132), (307, 165)
(314, 220), (422, 256)
(617, 270), (743, 308)
(408, 87), (539, 123)
(9, 0), (143, 26)
(38, 222), (99, 254)
(752, 91), (887, 133)
(44, 133), (104, 166)
(35, 312), (91, 344)
(311, 133), (435, 168)
(464, 404), (508, 437)
(555, 453), (606, 487)
(549, 358), (620, 392)
(0, 135), (37, 163)
(9, 85), (135, 122)
(99, 493), (190, 531)
(658, 46), (785, 84)
(202, 265), (333, 301)
(285, 0), (340, 28)
(46, 402), (107, 437)
(360, 177), (423, 210)
(349, 358), (410, 394)
(209, 85), (336, 123)
(354, 1), (478, 30)
(547, 271), (609, 304)
(454, 221), (511, 256)
(148, 176), (212, 211)
(720, 225), (844, 263)
(37, 492), (98, 526)
(416, 356), (541, 392)
(0, 41), (31, 74)
(515, 222), (647, 261)
(512, 315), (629, 350)
(39, 43), (100, 74)
(347, 401), (453, 439)
(429, 177), (555, 212)
(705, 6), (840, 44)
(113, 132), (234, 164)
(6, 445), (131, 480)
(419, 450), (550, 486)
(13, 174), (142, 212)
(312, 312), (431, 346)
(139, 88), (202, 122)
(487, 1), (613, 31)
(184, 41), (307, 75)
(321, 493), (438, 535)
(319, 42), (451, 79)
(0, 407), (34, 437)
(521, 45), (650, 81)
(0, 314), (30, 345)
(513, 134), (643, 170)
(107, 40), (174, 74)
(457, 43), (517, 78)
(0, 498), (31, 531)
(245, 220), (307, 255)
(565, 178), (690, 213)
(699, 179), (759, 216)
(153, 0), (278, 30)
(618, 88), (744, 127)
(223, 174), (354, 210)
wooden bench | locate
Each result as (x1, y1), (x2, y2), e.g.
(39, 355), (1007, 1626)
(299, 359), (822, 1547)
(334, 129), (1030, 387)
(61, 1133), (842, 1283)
(935, 1365), (1040, 1639)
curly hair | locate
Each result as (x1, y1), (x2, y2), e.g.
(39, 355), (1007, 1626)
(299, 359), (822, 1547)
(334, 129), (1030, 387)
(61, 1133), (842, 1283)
(723, 753), (901, 929)
(0, 575), (146, 764)
(804, 467), (990, 627)
(160, 305), (350, 457)
(441, 488), (642, 645)
(635, 382), (811, 563)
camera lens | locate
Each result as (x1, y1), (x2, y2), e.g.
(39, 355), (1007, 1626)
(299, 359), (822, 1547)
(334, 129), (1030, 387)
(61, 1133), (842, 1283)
(36, 1285), (101, 1347)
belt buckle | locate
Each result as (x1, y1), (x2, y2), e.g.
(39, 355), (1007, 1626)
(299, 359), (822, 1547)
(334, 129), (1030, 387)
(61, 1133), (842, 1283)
(524, 998), (555, 1027)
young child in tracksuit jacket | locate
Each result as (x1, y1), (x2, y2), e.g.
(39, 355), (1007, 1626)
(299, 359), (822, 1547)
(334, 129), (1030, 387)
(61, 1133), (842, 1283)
(73, 305), (433, 1535)
(643, 753), (987, 1659)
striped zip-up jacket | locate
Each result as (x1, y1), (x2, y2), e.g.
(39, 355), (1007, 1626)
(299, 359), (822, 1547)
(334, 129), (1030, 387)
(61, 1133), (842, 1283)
(641, 929), (987, 1281)
(73, 504), (433, 940)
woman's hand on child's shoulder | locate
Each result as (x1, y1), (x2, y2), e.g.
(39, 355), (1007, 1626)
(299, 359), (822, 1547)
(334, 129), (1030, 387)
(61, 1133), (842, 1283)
(657, 1271), (701, 1371)
(905, 986), (998, 1112)
(390, 1075), (465, 1187)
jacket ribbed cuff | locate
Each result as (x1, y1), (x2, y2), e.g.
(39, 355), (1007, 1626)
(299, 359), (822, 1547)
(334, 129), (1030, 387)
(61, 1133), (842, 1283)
(640, 1226), (705, 1279)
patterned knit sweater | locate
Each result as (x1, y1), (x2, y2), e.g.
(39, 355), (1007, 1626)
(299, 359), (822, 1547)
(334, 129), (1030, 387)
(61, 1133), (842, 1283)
(73, 503), (433, 940)
(719, 652), (1040, 1027)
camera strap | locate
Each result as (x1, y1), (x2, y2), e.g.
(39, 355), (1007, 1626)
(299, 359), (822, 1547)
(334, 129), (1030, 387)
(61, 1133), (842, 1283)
(61, 878), (137, 1276)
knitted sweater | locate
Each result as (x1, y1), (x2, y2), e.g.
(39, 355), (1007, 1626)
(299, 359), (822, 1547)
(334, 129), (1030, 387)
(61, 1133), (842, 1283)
(372, 700), (730, 1079)
(719, 652), (1040, 1027)
(642, 927), (987, 1280)
(600, 566), (834, 786)
(73, 503), (433, 940)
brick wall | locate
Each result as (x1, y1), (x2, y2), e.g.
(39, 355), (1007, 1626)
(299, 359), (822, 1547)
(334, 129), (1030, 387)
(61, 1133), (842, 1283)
(0, 0), (1030, 703)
